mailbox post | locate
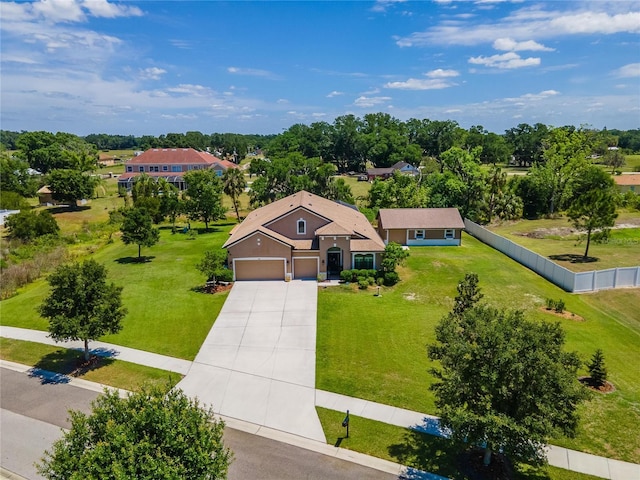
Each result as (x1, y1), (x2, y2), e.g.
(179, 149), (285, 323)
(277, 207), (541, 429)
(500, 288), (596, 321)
(342, 409), (350, 438)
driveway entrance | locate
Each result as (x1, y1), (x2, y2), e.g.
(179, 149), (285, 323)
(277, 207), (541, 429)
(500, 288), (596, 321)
(176, 281), (325, 442)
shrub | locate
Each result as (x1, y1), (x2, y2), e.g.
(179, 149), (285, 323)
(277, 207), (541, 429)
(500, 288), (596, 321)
(546, 298), (555, 310)
(5, 210), (59, 241)
(545, 298), (565, 313)
(340, 270), (353, 283)
(383, 271), (399, 286)
(376, 277), (384, 286)
(358, 278), (369, 290)
(217, 268), (233, 283)
(587, 349), (607, 387)
(555, 299), (565, 313)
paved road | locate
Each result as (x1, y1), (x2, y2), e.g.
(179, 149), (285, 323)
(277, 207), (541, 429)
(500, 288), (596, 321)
(1, 368), (395, 480)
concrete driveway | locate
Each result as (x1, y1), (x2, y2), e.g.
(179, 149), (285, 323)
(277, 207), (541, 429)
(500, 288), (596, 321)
(176, 281), (325, 442)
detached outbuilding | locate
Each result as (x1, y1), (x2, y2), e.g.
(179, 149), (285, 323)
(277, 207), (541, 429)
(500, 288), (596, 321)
(376, 208), (465, 246)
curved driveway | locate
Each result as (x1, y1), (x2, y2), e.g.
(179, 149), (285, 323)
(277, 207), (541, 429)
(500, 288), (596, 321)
(176, 281), (326, 442)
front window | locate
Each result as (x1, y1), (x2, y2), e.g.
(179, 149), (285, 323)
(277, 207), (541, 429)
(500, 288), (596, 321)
(354, 254), (374, 269)
(162, 165), (168, 171)
(415, 230), (425, 240)
(297, 218), (306, 235)
(171, 165), (181, 172)
(138, 166), (144, 172)
(444, 229), (455, 239)
(126, 166), (133, 172)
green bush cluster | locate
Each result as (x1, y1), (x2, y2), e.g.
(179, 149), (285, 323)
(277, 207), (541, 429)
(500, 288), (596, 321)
(339, 269), (399, 288)
(545, 298), (565, 313)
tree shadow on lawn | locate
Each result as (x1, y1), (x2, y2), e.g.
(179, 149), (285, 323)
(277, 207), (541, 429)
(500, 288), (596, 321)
(28, 348), (115, 385)
(47, 205), (91, 214)
(549, 254), (598, 264)
(114, 256), (155, 264)
(389, 431), (551, 480)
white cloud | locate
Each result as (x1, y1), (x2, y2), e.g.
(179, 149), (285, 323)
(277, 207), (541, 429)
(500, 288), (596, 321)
(469, 52), (540, 69)
(353, 96), (392, 107)
(81, 0), (143, 18)
(165, 84), (213, 97)
(396, 6), (640, 47)
(384, 78), (454, 90)
(326, 90), (344, 98)
(493, 37), (554, 52)
(33, 0), (86, 23)
(426, 68), (459, 78)
(227, 66), (277, 78)
(614, 63), (640, 78)
(371, 0), (406, 13)
(139, 67), (166, 80)
(312, 112), (327, 117)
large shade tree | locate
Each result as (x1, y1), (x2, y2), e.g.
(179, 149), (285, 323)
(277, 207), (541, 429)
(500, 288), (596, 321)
(428, 275), (586, 467)
(38, 385), (231, 479)
(39, 259), (127, 361)
(183, 169), (227, 230)
(121, 207), (160, 259)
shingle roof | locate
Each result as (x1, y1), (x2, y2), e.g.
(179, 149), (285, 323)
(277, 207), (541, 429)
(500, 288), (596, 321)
(378, 208), (465, 229)
(223, 190), (385, 251)
(614, 174), (640, 186)
(126, 148), (225, 166)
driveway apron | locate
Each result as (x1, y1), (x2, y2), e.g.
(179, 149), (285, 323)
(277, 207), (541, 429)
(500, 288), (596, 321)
(176, 281), (326, 442)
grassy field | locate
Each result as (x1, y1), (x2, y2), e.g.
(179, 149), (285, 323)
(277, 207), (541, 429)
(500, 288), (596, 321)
(317, 408), (603, 480)
(316, 234), (640, 463)
(0, 338), (181, 391)
(1, 221), (233, 360)
(488, 211), (640, 272)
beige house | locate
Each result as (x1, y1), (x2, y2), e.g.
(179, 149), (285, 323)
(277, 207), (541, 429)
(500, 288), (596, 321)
(377, 208), (465, 246)
(223, 191), (386, 281)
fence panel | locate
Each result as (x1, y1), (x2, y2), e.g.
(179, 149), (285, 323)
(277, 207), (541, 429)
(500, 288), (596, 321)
(463, 220), (639, 293)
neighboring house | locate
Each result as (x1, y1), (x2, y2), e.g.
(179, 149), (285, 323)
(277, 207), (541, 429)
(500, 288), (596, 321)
(223, 190), (386, 281)
(366, 161), (419, 181)
(377, 208), (465, 246)
(614, 174), (640, 193)
(37, 186), (55, 205)
(117, 148), (237, 191)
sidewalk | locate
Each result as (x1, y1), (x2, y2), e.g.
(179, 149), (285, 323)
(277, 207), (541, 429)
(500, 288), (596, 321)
(316, 390), (640, 480)
(2, 327), (638, 480)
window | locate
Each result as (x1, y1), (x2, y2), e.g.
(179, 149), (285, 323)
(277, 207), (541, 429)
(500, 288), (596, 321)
(150, 166), (159, 172)
(162, 165), (168, 172)
(354, 254), (374, 269)
(138, 166), (144, 172)
(444, 229), (455, 239)
(126, 166), (133, 172)
(297, 218), (306, 235)
(415, 230), (425, 240)
(171, 165), (181, 172)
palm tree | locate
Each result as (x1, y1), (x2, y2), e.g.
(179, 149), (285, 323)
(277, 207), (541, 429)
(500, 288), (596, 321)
(223, 167), (246, 222)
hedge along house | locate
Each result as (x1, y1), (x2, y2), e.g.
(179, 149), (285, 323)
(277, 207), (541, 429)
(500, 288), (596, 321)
(223, 190), (386, 281)
(376, 208), (465, 246)
(117, 148), (237, 191)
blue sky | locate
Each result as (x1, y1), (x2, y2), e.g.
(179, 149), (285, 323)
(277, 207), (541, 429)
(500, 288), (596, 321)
(1, 0), (639, 136)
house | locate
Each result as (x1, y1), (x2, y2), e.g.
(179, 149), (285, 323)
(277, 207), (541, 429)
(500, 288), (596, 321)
(223, 190), (386, 281)
(614, 174), (640, 193)
(377, 208), (465, 246)
(37, 186), (55, 205)
(117, 148), (238, 191)
(366, 161), (419, 181)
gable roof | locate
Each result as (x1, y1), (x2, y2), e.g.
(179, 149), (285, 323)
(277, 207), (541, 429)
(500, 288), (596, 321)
(378, 208), (465, 230)
(223, 190), (385, 251)
(126, 148), (225, 166)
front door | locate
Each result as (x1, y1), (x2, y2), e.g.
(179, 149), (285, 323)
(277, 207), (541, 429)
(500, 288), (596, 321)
(327, 250), (342, 277)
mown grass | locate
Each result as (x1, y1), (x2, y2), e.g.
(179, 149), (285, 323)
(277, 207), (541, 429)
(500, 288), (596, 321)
(1, 222), (233, 360)
(317, 234), (640, 463)
(316, 408), (603, 480)
(0, 338), (181, 391)
(488, 212), (640, 272)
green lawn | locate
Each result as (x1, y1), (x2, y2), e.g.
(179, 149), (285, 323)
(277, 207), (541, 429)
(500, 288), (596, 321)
(1, 221), (234, 360)
(0, 338), (181, 391)
(317, 408), (603, 480)
(488, 212), (640, 272)
(317, 234), (640, 463)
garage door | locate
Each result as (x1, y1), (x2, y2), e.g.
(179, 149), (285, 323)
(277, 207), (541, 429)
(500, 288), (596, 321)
(234, 259), (285, 281)
(293, 258), (318, 279)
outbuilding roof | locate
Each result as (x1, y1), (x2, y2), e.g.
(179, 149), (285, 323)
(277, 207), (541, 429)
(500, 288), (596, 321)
(378, 208), (465, 230)
(614, 174), (640, 186)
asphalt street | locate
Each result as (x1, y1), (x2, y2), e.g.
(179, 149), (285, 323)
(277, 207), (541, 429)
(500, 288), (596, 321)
(0, 368), (396, 480)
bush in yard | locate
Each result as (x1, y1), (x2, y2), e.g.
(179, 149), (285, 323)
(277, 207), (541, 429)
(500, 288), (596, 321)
(555, 299), (565, 313)
(5, 210), (59, 241)
(358, 278), (369, 289)
(383, 271), (399, 286)
(340, 269), (352, 283)
(380, 242), (408, 285)
(587, 349), (608, 388)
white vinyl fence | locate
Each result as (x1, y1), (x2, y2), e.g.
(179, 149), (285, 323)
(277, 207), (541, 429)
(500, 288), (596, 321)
(464, 219), (640, 293)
